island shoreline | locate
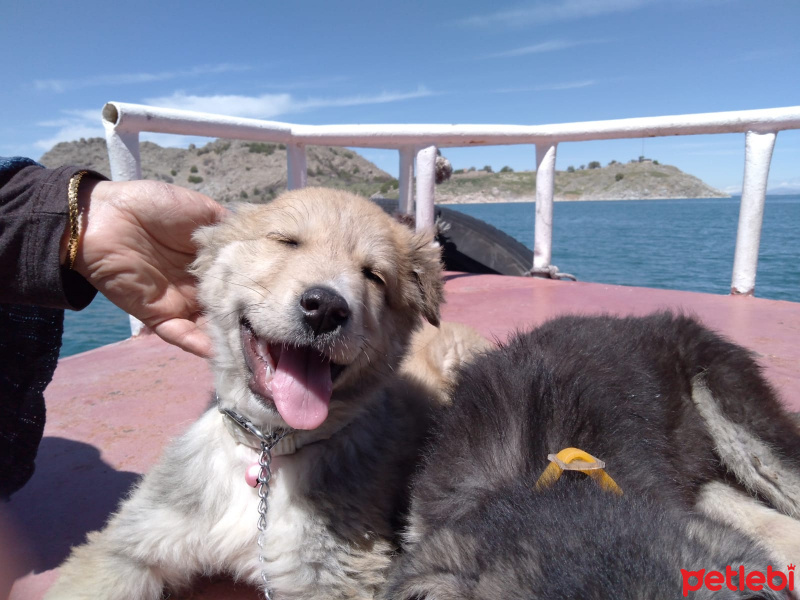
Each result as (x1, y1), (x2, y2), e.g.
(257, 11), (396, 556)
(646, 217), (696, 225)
(434, 194), (733, 205)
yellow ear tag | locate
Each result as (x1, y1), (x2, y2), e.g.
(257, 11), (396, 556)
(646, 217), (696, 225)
(535, 447), (623, 496)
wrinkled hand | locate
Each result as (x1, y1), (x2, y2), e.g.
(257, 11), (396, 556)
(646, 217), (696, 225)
(72, 179), (227, 357)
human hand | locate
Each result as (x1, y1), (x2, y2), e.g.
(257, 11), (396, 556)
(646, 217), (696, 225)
(69, 179), (228, 357)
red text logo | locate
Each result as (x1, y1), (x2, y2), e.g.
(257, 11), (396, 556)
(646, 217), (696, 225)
(681, 564), (795, 596)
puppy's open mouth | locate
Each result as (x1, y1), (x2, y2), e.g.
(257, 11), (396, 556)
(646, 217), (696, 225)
(240, 319), (345, 430)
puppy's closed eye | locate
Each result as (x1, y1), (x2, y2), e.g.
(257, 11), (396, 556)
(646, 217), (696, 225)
(363, 267), (385, 286)
(267, 232), (299, 247)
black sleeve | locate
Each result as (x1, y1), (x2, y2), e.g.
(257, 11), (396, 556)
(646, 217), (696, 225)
(0, 303), (64, 499)
(0, 162), (107, 309)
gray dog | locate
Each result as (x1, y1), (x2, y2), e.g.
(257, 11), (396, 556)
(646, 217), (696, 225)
(386, 313), (800, 600)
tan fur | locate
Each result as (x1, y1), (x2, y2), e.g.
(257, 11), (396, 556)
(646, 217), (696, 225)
(698, 481), (800, 575)
(692, 379), (800, 519)
(400, 322), (491, 406)
(45, 188), (483, 600)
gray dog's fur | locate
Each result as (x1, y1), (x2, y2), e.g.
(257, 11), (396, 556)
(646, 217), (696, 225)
(385, 313), (800, 600)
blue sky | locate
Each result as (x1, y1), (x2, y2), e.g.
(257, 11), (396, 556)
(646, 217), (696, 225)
(2, 0), (798, 193)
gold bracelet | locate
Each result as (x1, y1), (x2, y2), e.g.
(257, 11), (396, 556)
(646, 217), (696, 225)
(66, 170), (88, 270)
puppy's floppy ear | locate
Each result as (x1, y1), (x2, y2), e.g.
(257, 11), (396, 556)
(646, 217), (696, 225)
(189, 203), (250, 278)
(408, 229), (444, 326)
(189, 223), (218, 278)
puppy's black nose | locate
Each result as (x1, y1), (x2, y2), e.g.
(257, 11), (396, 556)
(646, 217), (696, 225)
(299, 287), (350, 334)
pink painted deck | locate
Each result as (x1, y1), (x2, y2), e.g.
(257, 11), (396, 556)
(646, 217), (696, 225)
(5, 274), (800, 599)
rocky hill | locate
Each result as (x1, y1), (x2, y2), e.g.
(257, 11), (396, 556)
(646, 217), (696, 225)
(40, 137), (396, 203)
(40, 139), (726, 204)
(435, 161), (728, 203)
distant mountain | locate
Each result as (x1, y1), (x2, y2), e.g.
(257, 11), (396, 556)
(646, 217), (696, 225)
(39, 137), (396, 203)
(767, 185), (800, 195)
(435, 161), (729, 203)
(726, 184), (800, 196)
(40, 139), (727, 204)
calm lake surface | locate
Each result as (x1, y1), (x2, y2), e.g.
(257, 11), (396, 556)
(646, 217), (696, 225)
(61, 195), (800, 357)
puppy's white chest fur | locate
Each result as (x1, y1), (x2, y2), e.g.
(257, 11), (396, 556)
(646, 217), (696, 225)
(202, 410), (395, 600)
(207, 420), (339, 597)
(242, 447), (335, 595)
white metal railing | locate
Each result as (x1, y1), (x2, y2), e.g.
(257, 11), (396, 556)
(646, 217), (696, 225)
(101, 102), (800, 333)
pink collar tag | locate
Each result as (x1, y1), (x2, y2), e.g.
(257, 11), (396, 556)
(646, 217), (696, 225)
(245, 463), (261, 488)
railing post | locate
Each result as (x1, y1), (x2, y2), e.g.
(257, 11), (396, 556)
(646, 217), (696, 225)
(415, 145), (437, 231)
(730, 131), (777, 296)
(287, 143), (307, 190)
(533, 142), (558, 270)
(102, 103), (142, 182)
(398, 147), (415, 214)
(103, 112), (145, 336)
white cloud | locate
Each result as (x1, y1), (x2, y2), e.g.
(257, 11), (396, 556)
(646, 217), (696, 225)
(486, 39), (606, 58)
(535, 80), (598, 91)
(260, 76), (350, 91)
(494, 80), (598, 93)
(34, 123), (106, 152)
(299, 87), (435, 110)
(143, 86), (435, 119)
(457, 0), (652, 28)
(33, 108), (107, 150)
(37, 109), (103, 128)
(143, 92), (295, 119)
(34, 86), (436, 151)
(33, 64), (252, 93)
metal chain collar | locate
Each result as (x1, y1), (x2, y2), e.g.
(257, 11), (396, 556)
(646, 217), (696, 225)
(257, 438), (276, 599)
(218, 405), (290, 599)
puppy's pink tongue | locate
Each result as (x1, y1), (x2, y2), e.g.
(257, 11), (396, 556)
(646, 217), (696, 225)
(271, 346), (332, 430)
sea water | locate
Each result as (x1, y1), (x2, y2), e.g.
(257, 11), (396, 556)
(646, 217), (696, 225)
(60, 195), (800, 357)
(450, 195), (800, 301)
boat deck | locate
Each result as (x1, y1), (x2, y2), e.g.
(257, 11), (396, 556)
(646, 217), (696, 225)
(5, 273), (800, 599)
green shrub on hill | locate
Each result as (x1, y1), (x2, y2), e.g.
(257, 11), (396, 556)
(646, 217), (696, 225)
(245, 143), (276, 155)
